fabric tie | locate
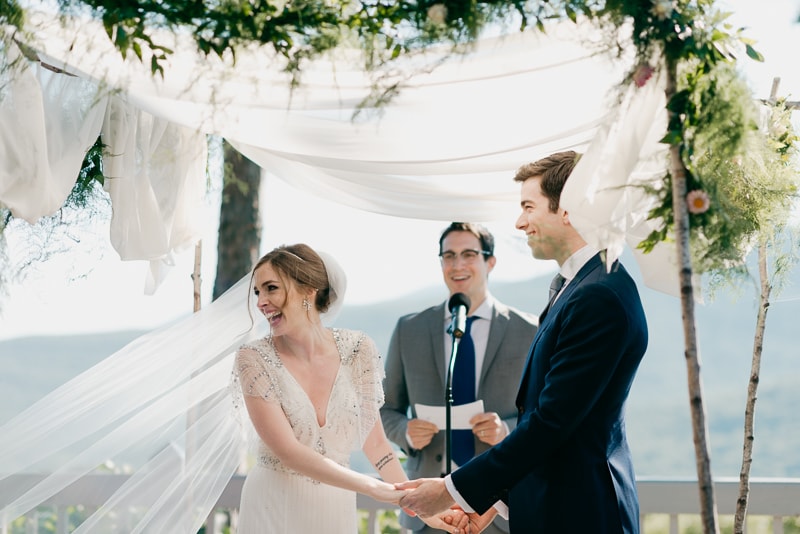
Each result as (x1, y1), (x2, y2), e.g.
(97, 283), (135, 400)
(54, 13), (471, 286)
(452, 316), (476, 467)
(541, 273), (566, 319)
(549, 273), (566, 303)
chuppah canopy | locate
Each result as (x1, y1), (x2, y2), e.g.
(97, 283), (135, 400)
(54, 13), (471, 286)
(1, 10), (678, 294)
(0, 10), (684, 534)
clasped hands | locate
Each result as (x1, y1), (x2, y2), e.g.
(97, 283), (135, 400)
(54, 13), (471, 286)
(395, 478), (496, 534)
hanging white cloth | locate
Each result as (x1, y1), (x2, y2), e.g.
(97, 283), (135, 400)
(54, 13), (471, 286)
(0, 41), (107, 223)
(561, 70), (683, 294)
(2, 12), (688, 298)
(101, 95), (209, 292)
(4, 11), (627, 226)
(0, 41), (211, 291)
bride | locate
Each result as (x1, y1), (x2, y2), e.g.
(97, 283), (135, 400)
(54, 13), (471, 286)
(233, 243), (464, 532)
(0, 243), (465, 533)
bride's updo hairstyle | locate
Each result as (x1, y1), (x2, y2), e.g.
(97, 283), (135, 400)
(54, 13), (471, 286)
(251, 243), (332, 313)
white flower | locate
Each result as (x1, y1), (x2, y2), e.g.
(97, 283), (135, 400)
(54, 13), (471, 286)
(427, 3), (447, 25)
(770, 118), (789, 138)
(686, 190), (711, 215)
(652, 0), (674, 20)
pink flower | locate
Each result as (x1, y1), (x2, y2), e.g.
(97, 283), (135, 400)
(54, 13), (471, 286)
(686, 190), (711, 214)
(632, 63), (655, 88)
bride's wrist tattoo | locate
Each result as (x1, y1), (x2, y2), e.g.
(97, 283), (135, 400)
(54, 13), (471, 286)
(375, 453), (394, 470)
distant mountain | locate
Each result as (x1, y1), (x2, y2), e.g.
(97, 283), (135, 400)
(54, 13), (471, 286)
(0, 330), (146, 426)
(2, 260), (798, 479)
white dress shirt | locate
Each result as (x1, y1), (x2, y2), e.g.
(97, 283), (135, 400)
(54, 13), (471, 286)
(553, 244), (598, 303)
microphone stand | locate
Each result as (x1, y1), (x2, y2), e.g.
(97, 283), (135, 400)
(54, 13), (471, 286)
(444, 327), (463, 475)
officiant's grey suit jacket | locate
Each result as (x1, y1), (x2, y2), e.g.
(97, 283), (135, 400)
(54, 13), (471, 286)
(381, 299), (537, 533)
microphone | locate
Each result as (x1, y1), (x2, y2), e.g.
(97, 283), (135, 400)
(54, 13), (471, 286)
(448, 292), (471, 338)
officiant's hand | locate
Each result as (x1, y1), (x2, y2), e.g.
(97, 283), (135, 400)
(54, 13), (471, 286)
(470, 412), (507, 446)
(396, 478), (454, 518)
(407, 418), (439, 449)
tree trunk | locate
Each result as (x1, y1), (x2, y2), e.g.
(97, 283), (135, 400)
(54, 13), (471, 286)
(733, 240), (771, 533)
(213, 141), (262, 300)
(665, 57), (720, 534)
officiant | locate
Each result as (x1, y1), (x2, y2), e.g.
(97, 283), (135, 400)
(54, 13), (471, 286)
(380, 222), (538, 534)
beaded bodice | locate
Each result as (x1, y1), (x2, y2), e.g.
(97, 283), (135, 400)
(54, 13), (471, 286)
(233, 328), (384, 480)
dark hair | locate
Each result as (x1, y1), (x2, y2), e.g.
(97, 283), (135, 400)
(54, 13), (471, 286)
(513, 151), (582, 212)
(250, 243), (332, 312)
(438, 222), (495, 258)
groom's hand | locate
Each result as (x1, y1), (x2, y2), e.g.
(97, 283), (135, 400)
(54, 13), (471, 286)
(396, 478), (455, 518)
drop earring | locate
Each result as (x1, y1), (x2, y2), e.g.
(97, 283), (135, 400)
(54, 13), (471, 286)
(302, 298), (311, 311)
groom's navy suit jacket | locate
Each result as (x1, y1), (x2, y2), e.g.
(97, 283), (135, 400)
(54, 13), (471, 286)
(451, 254), (648, 534)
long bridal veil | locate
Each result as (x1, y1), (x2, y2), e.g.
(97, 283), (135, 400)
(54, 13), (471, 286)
(0, 275), (256, 532)
(0, 250), (348, 532)
(0, 247), (346, 533)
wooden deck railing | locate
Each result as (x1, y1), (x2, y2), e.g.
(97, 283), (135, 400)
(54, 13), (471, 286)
(2, 474), (800, 533)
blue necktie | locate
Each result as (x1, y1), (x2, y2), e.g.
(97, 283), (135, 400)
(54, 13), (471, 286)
(452, 316), (476, 467)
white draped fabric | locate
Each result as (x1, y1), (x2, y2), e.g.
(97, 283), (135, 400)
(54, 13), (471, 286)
(1, 12), (659, 246)
(0, 42), (108, 223)
(1, 32), (210, 290)
(0, 277), (259, 532)
(0, 10), (680, 533)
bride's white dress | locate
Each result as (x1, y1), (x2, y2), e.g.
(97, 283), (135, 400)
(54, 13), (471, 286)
(233, 328), (384, 533)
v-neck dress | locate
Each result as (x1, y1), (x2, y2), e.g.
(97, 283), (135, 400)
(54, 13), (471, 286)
(233, 328), (384, 533)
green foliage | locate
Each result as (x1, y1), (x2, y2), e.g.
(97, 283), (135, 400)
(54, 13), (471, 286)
(64, 136), (107, 209)
(8, 505), (90, 534)
(358, 508), (403, 534)
(0, 0), (24, 28)
(0, 136), (110, 292)
(637, 42), (799, 275)
(48, 0), (537, 86)
(784, 516), (800, 534)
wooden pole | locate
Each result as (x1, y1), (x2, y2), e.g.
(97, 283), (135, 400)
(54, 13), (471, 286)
(665, 55), (720, 534)
(193, 240), (202, 313)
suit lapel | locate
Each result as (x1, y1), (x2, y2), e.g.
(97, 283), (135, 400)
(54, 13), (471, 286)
(515, 254), (605, 407)
(478, 302), (506, 392)
(546, 254), (602, 319)
(432, 303), (448, 387)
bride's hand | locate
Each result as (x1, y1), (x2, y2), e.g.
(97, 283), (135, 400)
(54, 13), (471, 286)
(422, 507), (469, 534)
(370, 480), (406, 505)
(464, 508), (498, 533)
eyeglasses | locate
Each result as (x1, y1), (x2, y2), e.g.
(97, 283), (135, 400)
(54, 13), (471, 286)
(439, 249), (491, 265)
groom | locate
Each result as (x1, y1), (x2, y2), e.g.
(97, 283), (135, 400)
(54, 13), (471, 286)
(398, 151), (648, 534)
